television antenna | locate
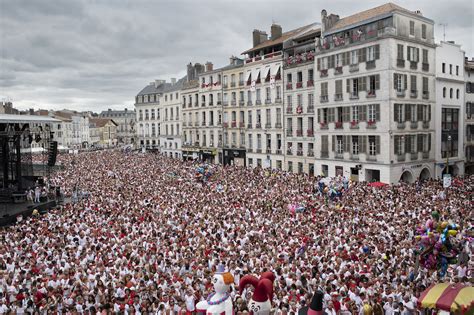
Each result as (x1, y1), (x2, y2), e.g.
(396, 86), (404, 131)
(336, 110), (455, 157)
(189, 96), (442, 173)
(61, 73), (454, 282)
(439, 23), (447, 41)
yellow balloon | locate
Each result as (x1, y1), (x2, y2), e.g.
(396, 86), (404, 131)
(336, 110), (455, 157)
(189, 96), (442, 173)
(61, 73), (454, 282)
(440, 221), (448, 229)
(448, 230), (457, 236)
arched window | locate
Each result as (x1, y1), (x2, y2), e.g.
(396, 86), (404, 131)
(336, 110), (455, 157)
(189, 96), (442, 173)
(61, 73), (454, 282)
(456, 89), (460, 99)
(443, 87), (446, 98)
(450, 88), (453, 99)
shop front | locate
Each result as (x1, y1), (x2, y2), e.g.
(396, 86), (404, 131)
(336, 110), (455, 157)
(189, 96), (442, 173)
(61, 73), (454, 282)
(223, 149), (246, 166)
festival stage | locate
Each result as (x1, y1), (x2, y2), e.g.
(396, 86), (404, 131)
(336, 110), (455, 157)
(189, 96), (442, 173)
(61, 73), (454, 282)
(0, 199), (57, 226)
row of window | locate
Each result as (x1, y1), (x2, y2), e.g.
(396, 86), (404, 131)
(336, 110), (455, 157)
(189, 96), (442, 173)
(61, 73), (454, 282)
(138, 123), (180, 137)
(327, 135), (382, 156)
(136, 92), (179, 104)
(317, 44), (380, 70)
(138, 107), (180, 121)
(442, 87), (461, 99)
(394, 104), (432, 123)
(394, 134), (432, 155)
(317, 104), (381, 124)
(441, 63), (461, 76)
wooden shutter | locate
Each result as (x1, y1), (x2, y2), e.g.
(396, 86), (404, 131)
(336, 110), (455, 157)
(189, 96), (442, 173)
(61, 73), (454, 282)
(360, 135), (367, 153)
(393, 73), (398, 90)
(359, 105), (367, 121)
(346, 79), (350, 93)
(407, 46), (411, 61)
(328, 108), (335, 122)
(417, 105), (423, 121)
(375, 104), (380, 121)
(405, 104), (411, 122)
(404, 74), (408, 90)
(376, 136), (381, 154)
(359, 48), (367, 62)
(428, 133), (431, 151)
(332, 135), (335, 152)
(343, 107), (350, 122)
(329, 55), (335, 68)
(375, 45), (380, 60)
(394, 104), (399, 122)
(428, 105), (431, 121)
(416, 48), (420, 62)
(404, 136), (410, 153)
(345, 52), (350, 65)
(317, 58), (321, 71)
(317, 109), (321, 123)
(344, 135), (351, 152)
(417, 134), (423, 152)
(375, 74), (380, 90)
(360, 77), (367, 91)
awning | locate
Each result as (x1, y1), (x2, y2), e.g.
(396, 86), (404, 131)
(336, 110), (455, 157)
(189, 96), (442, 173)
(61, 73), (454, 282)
(245, 70), (252, 82)
(253, 68), (261, 82)
(271, 64), (281, 76)
(418, 283), (474, 314)
(263, 66), (271, 80)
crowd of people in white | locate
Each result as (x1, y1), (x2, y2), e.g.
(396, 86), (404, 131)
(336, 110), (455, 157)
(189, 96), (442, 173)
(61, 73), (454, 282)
(0, 150), (472, 314)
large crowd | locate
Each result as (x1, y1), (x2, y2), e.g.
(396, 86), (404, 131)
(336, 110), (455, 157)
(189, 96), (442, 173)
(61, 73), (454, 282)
(0, 150), (472, 314)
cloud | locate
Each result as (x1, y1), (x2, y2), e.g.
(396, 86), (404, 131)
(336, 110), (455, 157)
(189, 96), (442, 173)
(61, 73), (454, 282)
(1, 0), (473, 112)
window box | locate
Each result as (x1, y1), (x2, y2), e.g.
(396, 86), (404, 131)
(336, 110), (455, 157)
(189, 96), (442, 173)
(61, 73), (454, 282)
(247, 148), (253, 153)
(410, 121), (418, 129)
(396, 90), (406, 97)
(410, 61), (418, 70)
(422, 91), (429, 99)
(239, 122), (245, 128)
(397, 122), (406, 129)
(396, 154), (406, 162)
(307, 129), (314, 137)
(247, 123), (253, 129)
(397, 59), (405, 67)
(320, 69), (328, 77)
(367, 155), (377, 161)
(247, 101), (253, 106)
(307, 80), (314, 87)
(264, 123), (271, 129)
(239, 100), (245, 106)
(349, 64), (359, 72)
(287, 149), (293, 155)
(366, 60), (376, 70)
(308, 150), (314, 157)
(286, 130), (293, 137)
(239, 81), (244, 86)
(230, 82), (236, 87)
(410, 90), (418, 98)
(334, 66), (343, 75)
(265, 148), (271, 154)
(320, 122), (328, 130)
(422, 63), (429, 72)
(349, 93), (359, 100)
(367, 120), (377, 129)
(334, 93), (343, 101)
(275, 98), (282, 104)
(297, 150), (303, 156)
(320, 95), (329, 103)
(410, 152), (418, 160)
(276, 149), (282, 155)
(201, 102), (206, 107)
(223, 101), (229, 106)
(223, 122), (228, 128)
(286, 107), (293, 114)
(265, 99), (271, 104)
(231, 122), (237, 128)
(255, 123), (262, 129)
(286, 83), (293, 90)
(256, 148), (262, 153)
(307, 105), (314, 113)
(422, 121), (429, 129)
(321, 151), (329, 158)
(296, 130), (303, 137)
(275, 122), (282, 128)
(350, 121), (359, 129)
(335, 121), (343, 129)
(202, 121), (206, 126)
(255, 100), (262, 105)
(367, 90), (376, 98)
(296, 105), (303, 114)
(422, 151), (429, 159)
(231, 100), (236, 106)
(296, 82), (303, 88)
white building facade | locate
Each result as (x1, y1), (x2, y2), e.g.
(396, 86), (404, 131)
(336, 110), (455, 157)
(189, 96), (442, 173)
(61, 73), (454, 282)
(464, 59), (474, 174)
(159, 78), (184, 159)
(434, 41), (466, 178)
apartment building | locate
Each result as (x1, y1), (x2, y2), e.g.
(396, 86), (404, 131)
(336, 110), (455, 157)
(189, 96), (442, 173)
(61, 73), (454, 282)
(313, 3), (436, 183)
(283, 27), (321, 174)
(465, 58), (474, 174)
(434, 41), (466, 178)
(99, 108), (136, 145)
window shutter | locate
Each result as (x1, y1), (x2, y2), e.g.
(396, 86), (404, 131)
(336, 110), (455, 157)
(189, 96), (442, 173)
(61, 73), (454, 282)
(317, 58), (321, 71)
(404, 136), (410, 153)
(360, 135), (367, 153)
(394, 105), (399, 122)
(329, 55), (335, 68)
(417, 105), (423, 121)
(343, 107), (350, 122)
(344, 135), (350, 152)
(393, 73), (398, 90)
(359, 105), (367, 121)
(428, 105), (431, 121)
(361, 77), (367, 91)
(375, 45), (380, 59)
(416, 48), (420, 62)
(332, 135), (335, 152)
(417, 134), (423, 152)
(405, 104), (410, 122)
(376, 136), (381, 154)
(428, 133), (431, 151)
(375, 74), (380, 90)
(346, 79), (350, 93)
(375, 104), (380, 121)
(317, 109), (321, 123)
(359, 48), (366, 62)
(404, 74), (408, 90)
(407, 46), (411, 61)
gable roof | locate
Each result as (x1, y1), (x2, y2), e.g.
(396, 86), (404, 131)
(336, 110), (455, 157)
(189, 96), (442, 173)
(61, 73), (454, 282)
(89, 118), (117, 128)
(325, 3), (431, 35)
(137, 76), (187, 96)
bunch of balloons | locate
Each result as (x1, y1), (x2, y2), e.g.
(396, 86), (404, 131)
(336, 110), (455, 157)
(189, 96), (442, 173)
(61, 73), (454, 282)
(195, 165), (213, 183)
(414, 211), (461, 277)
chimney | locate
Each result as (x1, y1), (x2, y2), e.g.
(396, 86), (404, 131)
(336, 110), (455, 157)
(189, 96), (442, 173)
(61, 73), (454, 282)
(253, 29), (268, 47)
(327, 14), (340, 30)
(205, 61), (213, 72)
(171, 78), (176, 84)
(187, 62), (194, 81)
(229, 56), (235, 65)
(271, 24), (282, 40)
(321, 9), (327, 35)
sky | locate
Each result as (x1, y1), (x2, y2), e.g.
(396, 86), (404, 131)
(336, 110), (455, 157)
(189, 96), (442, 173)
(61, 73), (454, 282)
(1, 0), (473, 112)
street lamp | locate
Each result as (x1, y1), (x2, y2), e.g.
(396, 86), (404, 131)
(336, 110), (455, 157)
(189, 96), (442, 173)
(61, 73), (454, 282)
(446, 134), (452, 175)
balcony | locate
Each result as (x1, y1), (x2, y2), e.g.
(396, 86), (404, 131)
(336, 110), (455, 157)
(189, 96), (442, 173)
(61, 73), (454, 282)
(334, 66), (343, 75)
(231, 122), (237, 128)
(422, 151), (430, 159)
(239, 100), (245, 106)
(194, 122), (199, 126)
(367, 90), (376, 98)
(320, 122), (328, 130)
(334, 93), (343, 101)
(307, 129), (314, 137)
(265, 98), (271, 104)
(275, 122), (282, 128)
(244, 51), (283, 64)
(410, 61), (418, 70)
(230, 82), (236, 87)
(397, 122), (406, 129)
(247, 101), (253, 106)
(217, 101), (222, 106)
(367, 120), (377, 129)
(321, 151), (329, 158)
(335, 121), (343, 129)
(296, 130), (303, 137)
(320, 95), (328, 103)
(255, 123), (262, 129)
(296, 82), (303, 89)
(423, 91), (429, 99)
(286, 129), (293, 137)
(350, 121), (359, 129)
(247, 123), (253, 129)
(335, 153), (343, 159)
(276, 149), (282, 155)
(410, 121), (418, 129)
(367, 155), (377, 161)
(286, 149), (293, 155)
(397, 59), (405, 68)
(239, 81), (244, 86)
(423, 121), (430, 129)
(307, 80), (314, 87)
(265, 123), (271, 129)
(351, 154), (360, 161)
(201, 103), (206, 107)
(396, 154), (406, 162)
(231, 100), (236, 106)
(396, 90), (406, 97)
(275, 98), (282, 104)
(349, 64), (359, 72)
(255, 100), (262, 105)
(194, 102), (199, 107)
(202, 121), (207, 126)
(422, 63), (429, 72)
(223, 122), (228, 128)
(265, 148), (272, 154)
(209, 102), (214, 106)
(286, 107), (293, 114)
(366, 60), (376, 70)
(307, 105), (314, 113)
(297, 149), (303, 156)
(410, 90), (418, 98)
(307, 150), (314, 157)
(410, 152), (418, 161)
(223, 83), (228, 88)
(349, 92), (359, 100)
(256, 148), (262, 153)
(222, 101), (229, 106)
(286, 83), (293, 90)
(320, 69), (328, 77)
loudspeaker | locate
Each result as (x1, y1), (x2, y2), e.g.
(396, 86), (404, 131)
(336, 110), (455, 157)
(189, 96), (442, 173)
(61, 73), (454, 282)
(48, 141), (58, 167)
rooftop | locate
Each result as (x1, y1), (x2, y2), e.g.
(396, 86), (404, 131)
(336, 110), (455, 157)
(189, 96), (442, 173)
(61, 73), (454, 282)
(90, 118), (118, 128)
(137, 76), (187, 96)
(0, 114), (60, 124)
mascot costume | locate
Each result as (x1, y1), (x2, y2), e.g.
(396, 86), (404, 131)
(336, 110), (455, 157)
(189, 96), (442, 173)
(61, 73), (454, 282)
(196, 266), (234, 314)
(238, 271), (275, 315)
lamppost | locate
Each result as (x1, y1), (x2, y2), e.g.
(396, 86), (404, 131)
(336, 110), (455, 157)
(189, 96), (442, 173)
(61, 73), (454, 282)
(446, 134), (452, 175)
